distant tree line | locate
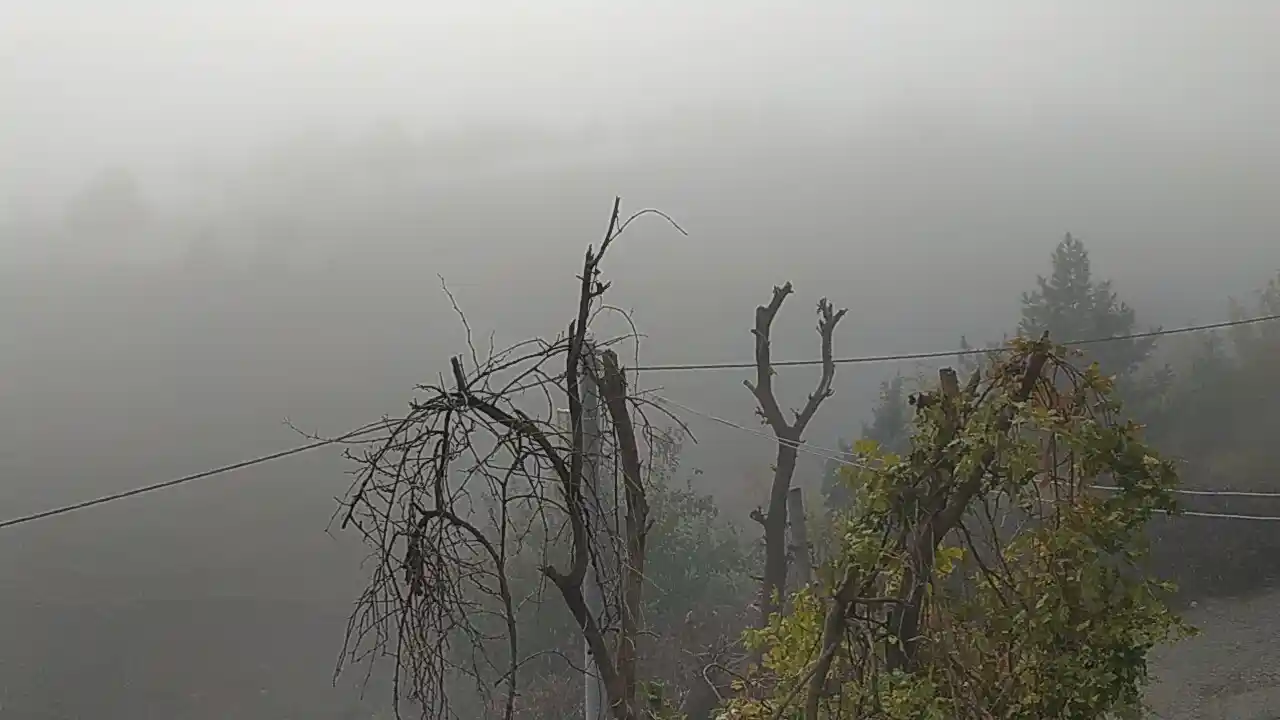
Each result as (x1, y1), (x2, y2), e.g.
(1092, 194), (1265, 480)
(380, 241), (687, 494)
(823, 231), (1280, 606)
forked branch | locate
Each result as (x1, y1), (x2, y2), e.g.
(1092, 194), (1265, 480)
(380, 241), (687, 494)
(743, 285), (848, 630)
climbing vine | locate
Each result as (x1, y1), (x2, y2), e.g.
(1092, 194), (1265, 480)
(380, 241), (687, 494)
(719, 337), (1193, 719)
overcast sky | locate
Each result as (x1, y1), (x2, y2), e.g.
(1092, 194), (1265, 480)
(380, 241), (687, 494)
(5, 1), (1279, 200)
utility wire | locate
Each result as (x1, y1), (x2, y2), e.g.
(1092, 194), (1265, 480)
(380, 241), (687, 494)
(4, 314), (1278, 532)
(656, 396), (1280, 499)
(0, 421), (391, 531)
(1165, 510), (1280, 521)
(634, 313), (1280, 372)
(1092, 485), (1280, 499)
(655, 395), (1280, 521)
(653, 395), (874, 470)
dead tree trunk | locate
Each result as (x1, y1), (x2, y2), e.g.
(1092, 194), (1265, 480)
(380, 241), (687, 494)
(744, 283), (847, 629)
(598, 349), (649, 717)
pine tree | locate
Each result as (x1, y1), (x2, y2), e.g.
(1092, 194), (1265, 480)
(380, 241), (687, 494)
(1019, 233), (1157, 380)
(861, 375), (909, 453)
(822, 376), (910, 510)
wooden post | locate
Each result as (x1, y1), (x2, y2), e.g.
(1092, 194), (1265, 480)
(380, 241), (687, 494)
(788, 486), (813, 588)
(582, 344), (608, 720)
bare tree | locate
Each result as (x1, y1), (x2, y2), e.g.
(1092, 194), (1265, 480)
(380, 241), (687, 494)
(331, 198), (682, 720)
(745, 283), (847, 627)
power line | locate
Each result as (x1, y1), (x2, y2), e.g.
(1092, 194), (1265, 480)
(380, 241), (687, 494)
(657, 395), (1280, 499)
(0, 422), (391, 532)
(653, 395), (873, 470)
(633, 313), (1280, 373)
(1, 395), (862, 535)
(1165, 510), (1280, 522)
(1093, 485), (1280, 499)
(4, 315), (1278, 532)
(655, 395), (1280, 522)
(4, 394), (1277, 533)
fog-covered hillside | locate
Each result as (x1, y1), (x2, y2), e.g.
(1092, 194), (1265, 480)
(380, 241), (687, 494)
(3, 1), (1280, 717)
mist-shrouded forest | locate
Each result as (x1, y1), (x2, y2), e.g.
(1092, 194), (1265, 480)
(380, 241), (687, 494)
(3, 2), (1280, 719)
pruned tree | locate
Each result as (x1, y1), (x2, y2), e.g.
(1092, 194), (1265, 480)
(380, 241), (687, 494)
(725, 336), (1191, 719)
(331, 198), (684, 720)
(744, 284), (848, 628)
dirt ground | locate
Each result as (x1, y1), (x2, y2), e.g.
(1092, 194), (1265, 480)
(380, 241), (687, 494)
(1147, 589), (1280, 719)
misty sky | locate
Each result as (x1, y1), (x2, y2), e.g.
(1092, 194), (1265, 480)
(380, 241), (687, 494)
(5, 0), (1280, 517)
(4, 0), (1280, 520)
(5, 2), (1280, 201)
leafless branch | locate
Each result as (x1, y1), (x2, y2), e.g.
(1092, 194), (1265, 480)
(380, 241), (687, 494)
(329, 197), (674, 720)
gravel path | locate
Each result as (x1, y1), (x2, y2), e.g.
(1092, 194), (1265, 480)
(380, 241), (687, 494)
(1147, 591), (1280, 719)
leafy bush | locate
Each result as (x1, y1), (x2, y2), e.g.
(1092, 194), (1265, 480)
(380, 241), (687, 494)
(720, 341), (1192, 719)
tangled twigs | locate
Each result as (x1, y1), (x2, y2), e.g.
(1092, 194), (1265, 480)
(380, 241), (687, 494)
(333, 198), (681, 720)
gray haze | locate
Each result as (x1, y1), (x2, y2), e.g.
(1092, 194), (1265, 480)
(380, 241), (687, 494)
(2, 1), (1280, 717)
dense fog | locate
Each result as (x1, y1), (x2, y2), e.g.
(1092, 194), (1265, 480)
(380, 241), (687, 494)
(3, 2), (1280, 717)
